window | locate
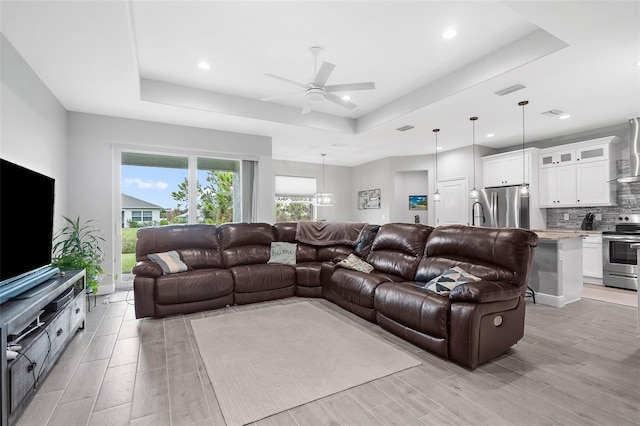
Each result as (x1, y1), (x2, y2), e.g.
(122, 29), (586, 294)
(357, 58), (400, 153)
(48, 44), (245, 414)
(121, 152), (247, 226)
(275, 176), (316, 222)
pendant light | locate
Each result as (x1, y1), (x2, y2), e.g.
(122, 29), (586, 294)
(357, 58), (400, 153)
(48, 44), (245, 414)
(313, 153), (335, 206)
(518, 101), (530, 197)
(433, 128), (441, 202)
(469, 116), (480, 200)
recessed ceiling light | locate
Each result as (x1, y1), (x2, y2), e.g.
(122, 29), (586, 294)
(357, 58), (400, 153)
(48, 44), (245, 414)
(442, 28), (457, 39)
(486, 133), (495, 138)
(436, 146), (443, 150)
(342, 95), (351, 101)
(198, 61), (211, 70)
(635, 61), (640, 67)
(559, 114), (571, 120)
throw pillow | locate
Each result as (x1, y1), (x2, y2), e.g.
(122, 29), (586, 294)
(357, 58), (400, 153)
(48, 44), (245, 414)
(148, 250), (188, 275)
(338, 253), (375, 273)
(425, 266), (481, 295)
(268, 242), (297, 265)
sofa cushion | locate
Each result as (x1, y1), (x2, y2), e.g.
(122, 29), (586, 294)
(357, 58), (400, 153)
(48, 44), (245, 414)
(418, 225), (538, 288)
(338, 253), (374, 273)
(273, 222), (317, 261)
(327, 268), (400, 309)
(155, 269), (234, 304)
(268, 242), (297, 265)
(231, 264), (296, 293)
(424, 266), (480, 295)
(366, 223), (433, 280)
(374, 282), (451, 339)
(148, 251), (188, 274)
(219, 223), (275, 267)
(136, 224), (222, 267)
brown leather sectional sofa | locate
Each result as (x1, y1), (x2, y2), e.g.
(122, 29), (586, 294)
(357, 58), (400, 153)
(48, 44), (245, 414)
(132, 221), (538, 368)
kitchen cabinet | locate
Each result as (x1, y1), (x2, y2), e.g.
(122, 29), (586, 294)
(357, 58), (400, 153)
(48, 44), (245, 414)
(582, 233), (603, 284)
(482, 151), (530, 188)
(539, 165), (576, 207)
(576, 143), (609, 163)
(529, 235), (583, 307)
(539, 148), (575, 168)
(576, 161), (616, 206)
(537, 138), (618, 208)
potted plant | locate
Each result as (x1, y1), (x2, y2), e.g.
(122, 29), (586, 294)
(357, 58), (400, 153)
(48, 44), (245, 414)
(51, 216), (106, 294)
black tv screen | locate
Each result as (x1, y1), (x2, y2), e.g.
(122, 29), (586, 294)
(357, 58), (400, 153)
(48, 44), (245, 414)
(0, 158), (55, 284)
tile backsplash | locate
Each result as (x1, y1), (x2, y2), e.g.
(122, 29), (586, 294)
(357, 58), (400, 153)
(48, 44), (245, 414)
(546, 159), (640, 231)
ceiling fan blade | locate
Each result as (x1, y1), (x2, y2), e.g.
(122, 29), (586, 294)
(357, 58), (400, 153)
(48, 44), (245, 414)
(264, 73), (308, 89)
(325, 92), (357, 110)
(301, 101), (312, 114)
(325, 82), (376, 92)
(261, 90), (306, 102)
(313, 61), (335, 86)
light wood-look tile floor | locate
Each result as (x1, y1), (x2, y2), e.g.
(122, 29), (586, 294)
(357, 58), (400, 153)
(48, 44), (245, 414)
(14, 289), (640, 426)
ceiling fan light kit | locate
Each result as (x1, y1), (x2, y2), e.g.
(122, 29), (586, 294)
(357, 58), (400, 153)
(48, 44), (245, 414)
(306, 87), (326, 103)
(264, 46), (376, 114)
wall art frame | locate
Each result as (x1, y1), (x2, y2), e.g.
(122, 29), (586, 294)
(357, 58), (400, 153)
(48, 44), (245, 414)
(358, 189), (381, 209)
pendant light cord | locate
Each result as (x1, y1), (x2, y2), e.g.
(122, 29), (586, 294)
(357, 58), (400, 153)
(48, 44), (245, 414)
(470, 117), (478, 189)
(519, 101), (529, 185)
(433, 129), (440, 192)
(321, 153), (326, 192)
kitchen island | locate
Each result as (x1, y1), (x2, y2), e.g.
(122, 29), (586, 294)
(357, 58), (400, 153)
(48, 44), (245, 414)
(529, 230), (590, 307)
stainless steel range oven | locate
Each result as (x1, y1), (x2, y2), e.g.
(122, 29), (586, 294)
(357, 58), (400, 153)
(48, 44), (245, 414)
(602, 215), (640, 291)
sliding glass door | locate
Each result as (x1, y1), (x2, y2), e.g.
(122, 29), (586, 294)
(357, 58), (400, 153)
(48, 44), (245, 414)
(118, 151), (246, 287)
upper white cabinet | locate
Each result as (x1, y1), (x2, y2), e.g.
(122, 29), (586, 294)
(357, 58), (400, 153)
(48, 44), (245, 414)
(482, 151), (530, 188)
(537, 137), (618, 208)
(539, 148), (576, 168)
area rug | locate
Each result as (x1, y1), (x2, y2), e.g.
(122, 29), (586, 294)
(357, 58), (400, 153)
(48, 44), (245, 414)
(190, 302), (421, 426)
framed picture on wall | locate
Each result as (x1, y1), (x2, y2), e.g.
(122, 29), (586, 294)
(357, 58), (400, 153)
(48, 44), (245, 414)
(358, 189), (381, 209)
(409, 195), (427, 210)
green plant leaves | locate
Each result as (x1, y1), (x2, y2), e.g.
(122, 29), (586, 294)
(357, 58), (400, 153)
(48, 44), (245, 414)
(51, 216), (106, 294)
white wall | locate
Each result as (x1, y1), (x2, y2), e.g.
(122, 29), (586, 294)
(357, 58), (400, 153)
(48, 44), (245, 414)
(351, 158), (392, 225)
(272, 159), (353, 221)
(394, 170), (429, 224)
(0, 33), (68, 232)
(67, 112), (273, 292)
(348, 144), (493, 227)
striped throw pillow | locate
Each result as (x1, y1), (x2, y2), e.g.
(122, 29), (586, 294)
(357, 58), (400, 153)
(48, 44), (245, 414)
(148, 250), (188, 275)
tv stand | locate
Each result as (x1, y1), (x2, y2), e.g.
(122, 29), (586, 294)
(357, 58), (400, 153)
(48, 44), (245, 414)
(0, 269), (86, 426)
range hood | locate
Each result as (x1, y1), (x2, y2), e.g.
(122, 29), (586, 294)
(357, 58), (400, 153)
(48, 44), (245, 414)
(617, 117), (640, 183)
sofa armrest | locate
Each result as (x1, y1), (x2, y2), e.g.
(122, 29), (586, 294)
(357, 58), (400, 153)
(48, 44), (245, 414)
(449, 281), (522, 304)
(131, 260), (163, 278)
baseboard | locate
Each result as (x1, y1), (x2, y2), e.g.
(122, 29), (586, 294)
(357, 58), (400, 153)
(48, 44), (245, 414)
(583, 276), (603, 285)
(533, 292), (566, 308)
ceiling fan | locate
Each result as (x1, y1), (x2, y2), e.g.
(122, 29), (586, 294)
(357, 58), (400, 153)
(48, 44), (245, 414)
(263, 46), (376, 114)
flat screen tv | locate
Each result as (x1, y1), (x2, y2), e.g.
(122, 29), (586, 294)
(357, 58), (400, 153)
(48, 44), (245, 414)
(0, 158), (58, 303)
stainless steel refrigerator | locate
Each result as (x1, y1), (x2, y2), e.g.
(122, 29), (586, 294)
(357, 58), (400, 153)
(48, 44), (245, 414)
(471, 185), (530, 229)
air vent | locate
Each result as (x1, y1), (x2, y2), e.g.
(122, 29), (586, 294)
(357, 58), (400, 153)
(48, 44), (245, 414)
(542, 109), (565, 117)
(396, 125), (415, 132)
(494, 84), (526, 96)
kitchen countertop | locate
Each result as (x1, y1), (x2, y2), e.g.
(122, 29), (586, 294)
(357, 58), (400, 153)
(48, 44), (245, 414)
(531, 229), (594, 241)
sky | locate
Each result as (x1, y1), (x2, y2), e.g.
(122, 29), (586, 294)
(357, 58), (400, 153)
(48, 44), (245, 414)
(121, 165), (207, 209)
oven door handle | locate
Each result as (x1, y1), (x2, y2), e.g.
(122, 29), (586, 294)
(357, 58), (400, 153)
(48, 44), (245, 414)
(602, 235), (640, 242)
